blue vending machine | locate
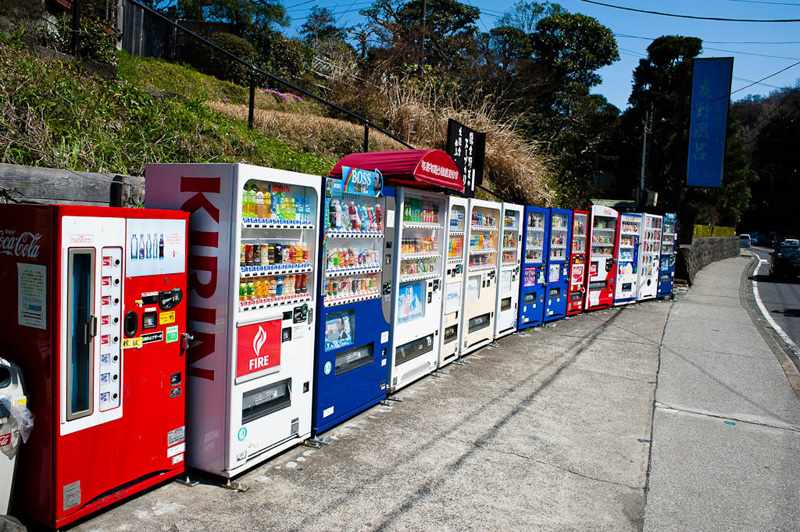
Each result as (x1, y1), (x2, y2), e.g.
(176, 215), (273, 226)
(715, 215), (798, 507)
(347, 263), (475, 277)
(658, 213), (678, 298)
(518, 206), (550, 330)
(543, 208), (572, 322)
(313, 169), (392, 435)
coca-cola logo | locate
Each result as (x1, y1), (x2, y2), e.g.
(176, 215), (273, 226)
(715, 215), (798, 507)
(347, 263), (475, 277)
(0, 230), (42, 259)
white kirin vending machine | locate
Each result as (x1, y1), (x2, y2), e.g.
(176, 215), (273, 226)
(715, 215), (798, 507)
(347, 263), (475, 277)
(146, 163), (320, 478)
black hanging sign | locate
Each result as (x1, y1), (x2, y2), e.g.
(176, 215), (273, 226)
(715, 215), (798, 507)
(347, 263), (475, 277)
(446, 119), (486, 197)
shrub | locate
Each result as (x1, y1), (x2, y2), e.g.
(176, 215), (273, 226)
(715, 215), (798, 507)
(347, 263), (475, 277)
(185, 32), (256, 86)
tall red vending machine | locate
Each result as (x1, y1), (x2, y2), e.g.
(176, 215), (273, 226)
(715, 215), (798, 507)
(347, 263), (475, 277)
(566, 210), (588, 316)
(585, 206), (619, 311)
(0, 204), (189, 529)
(146, 164), (320, 478)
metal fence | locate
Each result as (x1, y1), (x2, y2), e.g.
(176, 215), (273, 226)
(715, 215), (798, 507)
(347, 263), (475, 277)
(118, 0), (413, 153)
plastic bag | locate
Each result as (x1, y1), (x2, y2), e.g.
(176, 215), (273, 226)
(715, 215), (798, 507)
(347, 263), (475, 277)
(0, 395), (34, 459)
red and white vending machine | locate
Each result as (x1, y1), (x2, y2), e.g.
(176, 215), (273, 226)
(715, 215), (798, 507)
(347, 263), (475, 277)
(146, 164), (320, 478)
(585, 206), (619, 311)
(0, 205), (188, 529)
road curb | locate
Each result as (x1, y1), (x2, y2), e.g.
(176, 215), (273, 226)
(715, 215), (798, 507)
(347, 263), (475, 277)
(742, 252), (800, 399)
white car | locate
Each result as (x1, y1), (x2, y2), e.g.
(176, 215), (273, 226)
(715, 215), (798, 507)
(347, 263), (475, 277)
(739, 234), (751, 248)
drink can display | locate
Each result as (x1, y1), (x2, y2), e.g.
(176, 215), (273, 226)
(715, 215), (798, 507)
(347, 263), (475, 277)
(301, 273), (308, 293)
(253, 244), (261, 266)
(239, 281), (246, 302)
(240, 244), (246, 266)
(274, 243), (282, 264)
(261, 244), (270, 265)
(245, 244), (253, 266)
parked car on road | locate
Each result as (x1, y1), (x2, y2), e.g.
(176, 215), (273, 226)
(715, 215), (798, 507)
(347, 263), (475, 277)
(739, 234), (751, 248)
(771, 243), (800, 281)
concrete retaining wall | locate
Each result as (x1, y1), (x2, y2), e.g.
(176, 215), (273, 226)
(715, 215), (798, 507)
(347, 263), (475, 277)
(676, 237), (740, 285)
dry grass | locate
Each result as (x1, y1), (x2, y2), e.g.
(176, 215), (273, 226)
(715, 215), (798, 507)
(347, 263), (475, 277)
(201, 66), (554, 205)
(207, 102), (407, 160)
(381, 80), (554, 206)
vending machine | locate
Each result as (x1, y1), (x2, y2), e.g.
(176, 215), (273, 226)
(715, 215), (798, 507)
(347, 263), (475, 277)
(146, 163), (320, 478)
(658, 213), (678, 298)
(389, 188), (447, 391)
(0, 204), (188, 529)
(462, 199), (501, 354)
(637, 213), (663, 301)
(494, 203), (523, 339)
(544, 208), (573, 322)
(440, 195), (468, 366)
(585, 206), (619, 311)
(313, 169), (391, 434)
(567, 210), (589, 316)
(613, 213), (641, 306)
(518, 206), (549, 330)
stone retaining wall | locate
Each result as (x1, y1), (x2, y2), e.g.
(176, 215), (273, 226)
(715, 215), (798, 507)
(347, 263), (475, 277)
(676, 237), (740, 285)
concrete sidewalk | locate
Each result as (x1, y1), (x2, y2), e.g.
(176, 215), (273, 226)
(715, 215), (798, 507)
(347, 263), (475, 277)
(68, 252), (799, 532)
(644, 252), (800, 531)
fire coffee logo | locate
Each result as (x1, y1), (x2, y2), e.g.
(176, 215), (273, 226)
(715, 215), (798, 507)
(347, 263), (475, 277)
(0, 230), (42, 258)
(248, 325), (271, 372)
(253, 326), (267, 357)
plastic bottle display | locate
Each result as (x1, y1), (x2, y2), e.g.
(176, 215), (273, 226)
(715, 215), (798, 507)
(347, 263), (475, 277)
(399, 257), (438, 276)
(326, 247), (380, 270)
(401, 236), (438, 254)
(403, 198), (440, 224)
(327, 197), (382, 233)
(240, 242), (309, 268)
(503, 232), (516, 249)
(242, 181), (311, 222)
(471, 211), (496, 228)
(324, 274), (380, 300)
(448, 235), (464, 258)
(239, 273), (309, 305)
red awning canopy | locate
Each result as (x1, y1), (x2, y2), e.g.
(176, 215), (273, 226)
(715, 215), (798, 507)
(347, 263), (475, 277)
(329, 150), (464, 193)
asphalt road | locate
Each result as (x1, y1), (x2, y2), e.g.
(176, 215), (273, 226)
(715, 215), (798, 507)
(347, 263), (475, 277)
(750, 246), (800, 350)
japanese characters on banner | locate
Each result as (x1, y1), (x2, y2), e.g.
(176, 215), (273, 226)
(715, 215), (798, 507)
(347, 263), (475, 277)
(686, 57), (734, 188)
(446, 119), (486, 197)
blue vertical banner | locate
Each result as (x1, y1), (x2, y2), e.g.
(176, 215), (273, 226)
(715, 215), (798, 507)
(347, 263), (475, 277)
(686, 57), (734, 187)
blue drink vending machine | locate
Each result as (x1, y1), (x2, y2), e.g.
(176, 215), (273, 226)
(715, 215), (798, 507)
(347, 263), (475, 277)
(613, 213), (642, 306)
(313, 168), (391, 434)
(518, 206), (550, 329)
(658, 213), (678, 298)
(543, 208), (572, 322)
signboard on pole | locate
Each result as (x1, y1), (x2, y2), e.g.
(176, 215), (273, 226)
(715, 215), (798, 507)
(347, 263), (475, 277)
(446, 119), (486, 197)
(686, 57), (734, 188)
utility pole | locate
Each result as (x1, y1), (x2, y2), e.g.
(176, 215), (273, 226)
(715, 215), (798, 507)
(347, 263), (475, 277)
(421, 0), (426, 66)
(639, 103), (654, 210)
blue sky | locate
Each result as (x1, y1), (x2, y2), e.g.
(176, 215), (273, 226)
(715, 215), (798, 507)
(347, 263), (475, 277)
(285, 0), (800, 110)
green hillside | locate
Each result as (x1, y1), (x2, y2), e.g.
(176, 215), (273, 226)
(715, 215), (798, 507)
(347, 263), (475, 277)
(0, 39), (334, 177)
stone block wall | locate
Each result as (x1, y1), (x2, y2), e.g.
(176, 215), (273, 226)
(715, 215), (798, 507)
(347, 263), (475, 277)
(675, 237), (741, 285)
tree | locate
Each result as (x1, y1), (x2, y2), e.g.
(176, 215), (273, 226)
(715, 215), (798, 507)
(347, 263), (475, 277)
(620, 36), (756, 233)
(495, 0), (562, 34)
(176, 0), (288, 34)
(300, 6), (348, 46)
(361, 0), (480, 73)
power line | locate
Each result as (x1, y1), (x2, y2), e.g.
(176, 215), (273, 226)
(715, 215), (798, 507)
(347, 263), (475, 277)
(576, 0), (800, 22)
(733, 76), (783, 89)
(726, 0), (800, 6)
(704, 46), (800, 60)
(614, 32), (800, 45)
(731, 60), (800, 94)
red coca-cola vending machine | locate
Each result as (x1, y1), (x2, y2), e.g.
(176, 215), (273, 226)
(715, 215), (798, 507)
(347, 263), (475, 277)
(0, 204), (189, 529)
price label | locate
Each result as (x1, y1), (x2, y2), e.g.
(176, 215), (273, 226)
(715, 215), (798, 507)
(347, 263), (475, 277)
(122, 337), (143, 350)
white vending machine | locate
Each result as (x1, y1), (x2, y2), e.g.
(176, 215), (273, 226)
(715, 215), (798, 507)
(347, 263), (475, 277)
(614, 213), (641, 306)
(389, 188), (446, 392)
(146, 163), (320, 478)
(461, 199), (501, 355)
(637, 213), (663, 301)
(494, 203), (523, 339)
(439, 195), (468, 367)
